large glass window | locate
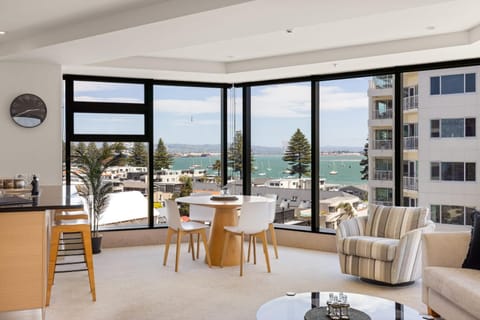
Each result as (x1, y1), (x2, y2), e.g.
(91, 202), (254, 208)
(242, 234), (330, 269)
(251, 82), (311, 228)
(66, 78), (151, 229)
(153, 85), (222, 225)
(319, 77), (370, 231)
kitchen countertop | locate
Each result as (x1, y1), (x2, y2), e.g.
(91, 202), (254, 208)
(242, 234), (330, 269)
(0, 185), (84, 212)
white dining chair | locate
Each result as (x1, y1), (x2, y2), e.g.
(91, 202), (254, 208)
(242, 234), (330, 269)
(220, 201), (271, 276)
(188, 192), (215, 259)
(248, 194), (279, 262)
(163, 200), (212, 272)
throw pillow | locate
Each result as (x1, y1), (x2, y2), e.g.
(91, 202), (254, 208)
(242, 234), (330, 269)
(462, 210), (480, 270)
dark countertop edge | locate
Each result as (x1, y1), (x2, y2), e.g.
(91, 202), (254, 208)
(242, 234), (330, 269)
(0, 203), (84, 213)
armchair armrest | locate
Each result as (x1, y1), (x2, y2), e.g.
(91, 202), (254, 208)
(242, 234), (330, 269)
(336, 216), (367, 239)
(391, 221), (435, 283)
(422, 231), (471, 268)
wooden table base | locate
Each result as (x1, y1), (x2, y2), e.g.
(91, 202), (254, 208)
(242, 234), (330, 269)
(208, 207), (241, 266)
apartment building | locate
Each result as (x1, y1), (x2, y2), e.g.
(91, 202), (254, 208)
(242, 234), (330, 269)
(368, 67), (479, 226)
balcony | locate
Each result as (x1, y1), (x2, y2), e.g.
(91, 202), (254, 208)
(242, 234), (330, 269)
(403, 176), (418, 191)
(370, 77), (393, 89)
(403, 96), (418, 111)
(374, 170), (393, 181)
(403, 136), (418, 150)
(373, 139), (393, 150)
(372, 109), (393, 120)
(373, 200), (393, 206)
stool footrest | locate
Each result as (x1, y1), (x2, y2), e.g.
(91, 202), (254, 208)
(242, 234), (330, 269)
(55, 268), (88, 273)
(58, 253), (85, 257)
(58, 248), (85, 251)
(56, 261), (86, 266)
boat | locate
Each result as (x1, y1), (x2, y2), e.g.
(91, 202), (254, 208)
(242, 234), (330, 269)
(258, 172), (266, 176)
(329, 170), (338, 175)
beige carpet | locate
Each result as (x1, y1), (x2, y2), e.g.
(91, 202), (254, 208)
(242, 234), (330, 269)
(1, 244), (428, 320)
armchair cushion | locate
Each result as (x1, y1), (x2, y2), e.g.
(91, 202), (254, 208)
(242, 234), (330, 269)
(365, 204), (428, 239)
(338, 236), (398, 261)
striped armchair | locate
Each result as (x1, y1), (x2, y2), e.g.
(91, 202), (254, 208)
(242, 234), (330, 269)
(336, 204), (435, 285)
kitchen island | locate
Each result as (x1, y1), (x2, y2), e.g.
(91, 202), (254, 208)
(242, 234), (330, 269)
(0, 185), (83, 319)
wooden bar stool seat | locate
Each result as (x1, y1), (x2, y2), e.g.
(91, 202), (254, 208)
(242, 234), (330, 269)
(46, 217), (96, 306)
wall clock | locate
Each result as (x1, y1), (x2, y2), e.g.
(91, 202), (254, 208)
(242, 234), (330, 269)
(10, 93), (47, 128)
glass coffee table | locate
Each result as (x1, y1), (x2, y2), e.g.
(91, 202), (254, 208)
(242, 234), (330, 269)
(256, 292), (423, 320)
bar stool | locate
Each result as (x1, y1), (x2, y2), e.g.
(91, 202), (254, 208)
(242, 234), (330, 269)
(46, 213), (96, 306)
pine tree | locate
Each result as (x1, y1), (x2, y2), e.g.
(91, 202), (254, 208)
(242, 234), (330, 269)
(212, 159), (221, 177)
(282, 128), (311, 179)
(154, 138), (173, 171)
(128, 142), (148, 167)
(111, 142), (128, 166)
(228, 131), (244, 177)
(360, 139), (369, 180)
(227, 131), (254, 178)
(177, 176), (193, 215)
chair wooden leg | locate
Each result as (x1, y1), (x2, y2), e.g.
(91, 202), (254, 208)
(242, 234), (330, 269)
(163, 228), (173, 266)
(247, 235), (252, 262)
(259, 231), (271, 273)
(220, 232), (230, 268)
(189, 234), (195, 261)
(196, 233), (201, 259)
(240, 233), (244, 276)
(269, 222), (279, 259)
(253, 236), (257, 265)
(82, 229), (96, 302)
(200, 229), (212, 267)
(427, 307), (440, 317)
(175, 230), (182, 272)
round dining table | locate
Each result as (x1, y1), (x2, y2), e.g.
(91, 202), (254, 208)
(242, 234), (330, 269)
(175, 195), (273, 267)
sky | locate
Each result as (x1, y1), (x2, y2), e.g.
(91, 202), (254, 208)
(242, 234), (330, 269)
(73, 77), (370, 149)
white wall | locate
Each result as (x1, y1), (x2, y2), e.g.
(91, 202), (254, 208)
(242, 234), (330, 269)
(0, 62), (62, 185)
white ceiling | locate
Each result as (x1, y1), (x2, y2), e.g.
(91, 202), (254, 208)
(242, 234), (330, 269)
(1, 0), (480, 83)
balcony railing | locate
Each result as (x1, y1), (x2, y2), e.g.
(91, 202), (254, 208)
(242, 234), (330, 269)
(374, 200), (393, 206)
(403, 136), (418, 150)
(403, 176), (418, 191)
(374, 170), (393, 181)
(373, 139), (393, 150)
(372, 109), (393, 120)
(403, 96), (418, 110)
(370, 77), (393, 89)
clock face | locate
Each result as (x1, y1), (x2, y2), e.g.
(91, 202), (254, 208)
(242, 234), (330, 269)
(10, 93), (47, 128)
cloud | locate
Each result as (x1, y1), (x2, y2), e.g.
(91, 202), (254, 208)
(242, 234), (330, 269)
(74, 81), (140, 93)
(154, 95), (220, 114)
(320, 85), (368, 111)
(152, 83), (368, 119)
(75, 96), (144, 103)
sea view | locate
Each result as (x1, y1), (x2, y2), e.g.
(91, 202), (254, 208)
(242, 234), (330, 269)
(172, 153), (365, 186)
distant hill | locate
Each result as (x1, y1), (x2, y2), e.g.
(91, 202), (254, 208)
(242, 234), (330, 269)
(166, 144), (362, 154)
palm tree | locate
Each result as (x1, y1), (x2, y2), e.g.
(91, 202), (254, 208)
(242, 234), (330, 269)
(72, 144), (121, 237)
(334, 202), (355, 224)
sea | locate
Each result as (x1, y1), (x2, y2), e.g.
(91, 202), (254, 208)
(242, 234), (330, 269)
(172, 154), (365, 187)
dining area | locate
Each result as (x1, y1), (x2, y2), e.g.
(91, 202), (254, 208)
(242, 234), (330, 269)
(163, 192), (279, 276)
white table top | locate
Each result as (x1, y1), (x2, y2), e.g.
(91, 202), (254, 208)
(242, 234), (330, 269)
(175, 195), (273, 208)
